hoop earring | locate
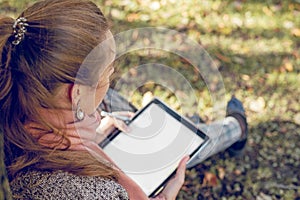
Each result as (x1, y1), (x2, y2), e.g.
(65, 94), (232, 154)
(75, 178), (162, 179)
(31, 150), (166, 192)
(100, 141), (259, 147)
(76, 102), (85, 121)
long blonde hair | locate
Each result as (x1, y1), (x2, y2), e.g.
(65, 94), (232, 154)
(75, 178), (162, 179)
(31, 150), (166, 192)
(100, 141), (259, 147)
(0, 0), (118, 180)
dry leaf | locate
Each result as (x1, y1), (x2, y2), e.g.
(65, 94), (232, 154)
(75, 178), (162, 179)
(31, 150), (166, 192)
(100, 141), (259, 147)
(215, 53), (231, 63)
(127, 13), (139, 22)
(284, 62), (293, 72)
(234, 169), (242, 176)
(129, 68), (138, 77)
(203, 172), (218, 187)
(291, 28), (300, 37)
(217, 167), (225, 180)
(150, 1), (160, 11)
(249, 97), (265, 113)
(294, 113), (300, 125)
(257, 192), (272, 200)
(142, 91), (153, 107)
(242, 74), (250, 81)
(262, 6), (273, 16)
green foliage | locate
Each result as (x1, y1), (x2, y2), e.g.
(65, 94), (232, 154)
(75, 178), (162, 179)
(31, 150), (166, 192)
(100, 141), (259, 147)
(2, 0), (299, 199)
(98, 1), (300, 199)
(0, 0), (38, 16)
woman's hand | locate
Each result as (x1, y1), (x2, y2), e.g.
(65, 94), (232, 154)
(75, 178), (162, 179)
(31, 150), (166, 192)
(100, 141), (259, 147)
(96, 111), (134, 143)
(152, 156), (190, 200)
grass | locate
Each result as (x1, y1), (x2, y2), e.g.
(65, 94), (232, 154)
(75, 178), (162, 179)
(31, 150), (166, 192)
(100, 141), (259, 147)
(1, 0), (299, 199)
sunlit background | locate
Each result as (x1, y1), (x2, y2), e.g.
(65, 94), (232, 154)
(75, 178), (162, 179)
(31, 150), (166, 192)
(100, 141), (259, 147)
(1, 0), (299, 199)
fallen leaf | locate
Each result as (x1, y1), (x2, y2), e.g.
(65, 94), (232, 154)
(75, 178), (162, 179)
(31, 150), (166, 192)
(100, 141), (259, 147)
(217, 167), (225, 180)
(291, 28), (300, 37)
(292, 50), (299, 59)
(279, 126), (288, 133)
(262, 6), (273, 16)
(142, 91), (153, 107)
(150, 1), (160, 11)
(257, 192), (272, 200)
(203, 172), (218, 187)
(215, 53), (231, 63)
(284, 62), (293, 72)
(110, 8), (122, 19)
(129, 68), (138, 77)
(249, 97), (265, 113)
(294, 113), (300, 125)
(242, 74), (250, 81)
(127, 13), (139, 22)
(234, 169), (241, 176)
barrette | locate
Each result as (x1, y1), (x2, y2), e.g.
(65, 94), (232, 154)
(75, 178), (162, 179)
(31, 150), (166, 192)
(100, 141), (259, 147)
(12, 17), (29, 46)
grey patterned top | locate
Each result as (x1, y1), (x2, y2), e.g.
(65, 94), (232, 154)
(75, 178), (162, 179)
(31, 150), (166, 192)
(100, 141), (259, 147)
(10, 169), (129, 200)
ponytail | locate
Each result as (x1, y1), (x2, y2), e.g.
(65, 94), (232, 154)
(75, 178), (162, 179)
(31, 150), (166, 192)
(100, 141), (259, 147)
(1, 0), (118, 180)
(0, 16), (55, 174)
(0, 17), (15, 108)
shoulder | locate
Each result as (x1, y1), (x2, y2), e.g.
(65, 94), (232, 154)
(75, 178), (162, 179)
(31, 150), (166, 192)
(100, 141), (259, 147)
(10, 169), (129, 200)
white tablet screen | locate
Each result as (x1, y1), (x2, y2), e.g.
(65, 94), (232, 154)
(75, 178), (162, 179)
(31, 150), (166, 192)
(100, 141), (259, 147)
(102, 101), (206, 196)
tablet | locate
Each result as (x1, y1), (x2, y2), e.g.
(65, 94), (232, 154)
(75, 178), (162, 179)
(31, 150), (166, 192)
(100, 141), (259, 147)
(100, 98), (209, 197)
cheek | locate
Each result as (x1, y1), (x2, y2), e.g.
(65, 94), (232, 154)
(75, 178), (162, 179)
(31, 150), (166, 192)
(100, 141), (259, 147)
(94, 83), (109, 107)
(94, 66), (113, 109)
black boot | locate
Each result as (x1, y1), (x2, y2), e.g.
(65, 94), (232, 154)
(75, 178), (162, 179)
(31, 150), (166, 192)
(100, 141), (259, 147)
(226, 96), (248, 156)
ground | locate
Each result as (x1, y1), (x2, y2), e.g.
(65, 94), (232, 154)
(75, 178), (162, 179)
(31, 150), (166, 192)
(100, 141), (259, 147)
(1, 0), (299, 199)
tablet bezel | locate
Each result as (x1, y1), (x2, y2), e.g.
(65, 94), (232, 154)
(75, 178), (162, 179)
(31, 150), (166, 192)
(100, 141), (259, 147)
(100, 98), (209, 197)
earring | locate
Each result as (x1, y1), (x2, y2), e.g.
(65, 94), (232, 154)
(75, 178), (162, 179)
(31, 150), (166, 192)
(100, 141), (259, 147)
(76, 102), (85, 121)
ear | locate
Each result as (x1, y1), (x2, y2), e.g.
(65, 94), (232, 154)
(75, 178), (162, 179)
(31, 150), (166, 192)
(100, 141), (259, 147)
(69, 84), (81, 106)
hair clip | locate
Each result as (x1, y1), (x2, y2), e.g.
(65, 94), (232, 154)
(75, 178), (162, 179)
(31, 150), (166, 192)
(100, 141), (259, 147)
(12, 17), (29, 46)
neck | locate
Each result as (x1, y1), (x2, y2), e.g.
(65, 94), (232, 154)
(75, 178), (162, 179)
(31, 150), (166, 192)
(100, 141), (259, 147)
(24, 107), (149, 199)
(25, 107), (101, 150)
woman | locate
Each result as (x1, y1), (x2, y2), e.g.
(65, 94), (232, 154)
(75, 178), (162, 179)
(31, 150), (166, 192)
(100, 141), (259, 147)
(0, 0), (188, 199)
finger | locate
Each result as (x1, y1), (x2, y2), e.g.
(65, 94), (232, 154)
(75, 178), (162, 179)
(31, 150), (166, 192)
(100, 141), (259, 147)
(159, 156), (189, 199)
(112, 111), (135, 118)
(97, 116), (115, 137)
(175, 156), (189, 180)
(112, 118), (131, 133)
(171, 156), (189, 189)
